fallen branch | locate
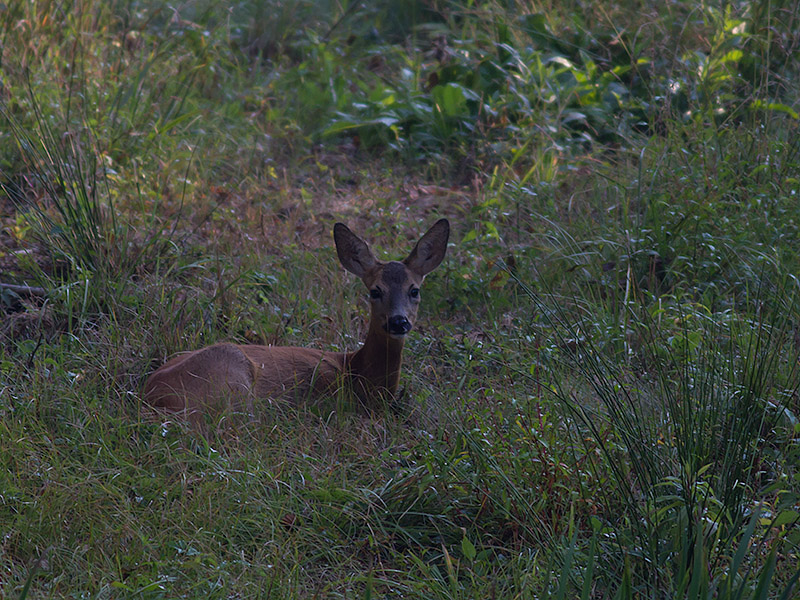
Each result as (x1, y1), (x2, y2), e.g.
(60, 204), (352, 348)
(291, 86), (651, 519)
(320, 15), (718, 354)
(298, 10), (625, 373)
(0, 282), (48, 297)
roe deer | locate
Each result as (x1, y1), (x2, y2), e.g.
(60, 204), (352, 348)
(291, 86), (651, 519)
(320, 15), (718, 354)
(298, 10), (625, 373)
(144, 219), (449, 421)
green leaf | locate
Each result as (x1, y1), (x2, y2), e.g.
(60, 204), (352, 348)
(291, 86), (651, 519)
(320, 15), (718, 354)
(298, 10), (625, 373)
(432, 83), (470, 118)
(751, 100), (799, 119)
(772, 510), (800, 528)
(461, 535), (476, 561)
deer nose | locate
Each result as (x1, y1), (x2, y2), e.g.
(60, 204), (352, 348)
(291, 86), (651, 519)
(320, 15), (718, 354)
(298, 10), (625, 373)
(387, 315), (412, 335)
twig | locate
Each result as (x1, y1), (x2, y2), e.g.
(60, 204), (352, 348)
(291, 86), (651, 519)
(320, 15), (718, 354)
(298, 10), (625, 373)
(323, 1), (360, 42)
(26, 333), (44, 369)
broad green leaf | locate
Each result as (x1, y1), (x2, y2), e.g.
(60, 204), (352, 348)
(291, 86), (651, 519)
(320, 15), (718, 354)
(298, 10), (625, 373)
(461, 535), (476, 561)
(432, 83), (469, 118)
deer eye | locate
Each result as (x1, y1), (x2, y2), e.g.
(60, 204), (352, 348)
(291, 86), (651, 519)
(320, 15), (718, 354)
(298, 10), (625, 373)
(409, 288), (420, 299)
(370, 288), (383, 300)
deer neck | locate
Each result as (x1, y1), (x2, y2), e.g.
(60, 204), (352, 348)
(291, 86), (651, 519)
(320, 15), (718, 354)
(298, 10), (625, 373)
(347, 320), (406, 400)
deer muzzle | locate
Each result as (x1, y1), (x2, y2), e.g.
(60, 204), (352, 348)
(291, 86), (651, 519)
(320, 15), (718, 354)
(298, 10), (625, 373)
(386, 315), (412, 336)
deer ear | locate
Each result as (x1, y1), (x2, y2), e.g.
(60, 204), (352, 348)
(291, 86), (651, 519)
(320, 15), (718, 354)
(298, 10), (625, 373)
(333, 223), (377, 278)
(404, 218), (450, 276)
